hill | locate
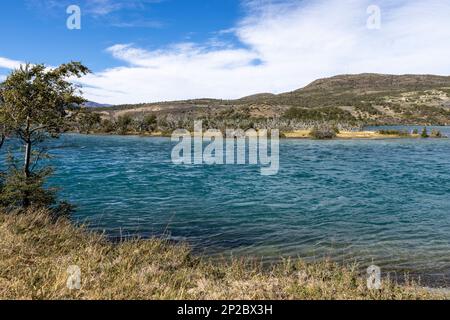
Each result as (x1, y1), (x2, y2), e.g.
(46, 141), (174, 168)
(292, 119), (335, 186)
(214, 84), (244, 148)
(300, 74), (450, 92)
(83, 101), (112, 108)
(77, 73), (450, 134)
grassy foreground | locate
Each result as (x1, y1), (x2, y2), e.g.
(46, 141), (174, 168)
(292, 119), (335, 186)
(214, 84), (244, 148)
(0, 209), (444, 300)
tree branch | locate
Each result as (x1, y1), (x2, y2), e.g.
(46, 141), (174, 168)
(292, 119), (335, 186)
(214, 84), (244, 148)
(30, 147), (48, 173)
(0, 133), (5, 149)
(30, 125), (50, 134)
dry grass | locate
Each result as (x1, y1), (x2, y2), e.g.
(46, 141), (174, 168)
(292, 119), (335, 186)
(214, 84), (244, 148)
(337, 131), (412, 139)
(283, 130), (311, 139)
(0, 209), (445, 300)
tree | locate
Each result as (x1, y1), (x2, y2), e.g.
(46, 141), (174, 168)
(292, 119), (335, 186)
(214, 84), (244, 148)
(101, 119), (116, 133)
(0, 62), (90, 209)
(77, 109), (102, 134)
(421, 127), (429, 138)
(138, 114), (157, 133)
(117, 114), (133, 135)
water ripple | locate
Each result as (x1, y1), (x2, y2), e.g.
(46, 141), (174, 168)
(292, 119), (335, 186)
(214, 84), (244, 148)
(43, 130), (450, 285)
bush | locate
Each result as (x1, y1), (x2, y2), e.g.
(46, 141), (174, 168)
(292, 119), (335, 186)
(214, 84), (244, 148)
(138, 114), (158, 133)
(101, 119), (116, 133)
(430, 129), (444, 138)
(77, 111), (102, 134)
(284, 106), (355, 122)
(310, 126), (338, 140)
(117, 114), (134, 135)
(0, 166), (73, 218)
(378, 130), (409, 136)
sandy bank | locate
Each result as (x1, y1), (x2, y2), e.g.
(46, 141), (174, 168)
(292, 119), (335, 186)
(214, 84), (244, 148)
(283, 130), (420, 139)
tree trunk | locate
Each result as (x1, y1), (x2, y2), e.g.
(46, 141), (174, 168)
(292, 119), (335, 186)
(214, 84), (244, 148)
(23, 117), (32, 207)
(24, 116), (32, 178)
(22, 139), (32, 207)
(24, 139), (32, 178)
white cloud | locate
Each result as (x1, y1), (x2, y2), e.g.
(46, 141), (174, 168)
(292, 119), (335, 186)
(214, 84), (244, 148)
(85, 0), (163, 16)
(0, 57), (24, 70)
(26, 0), (164, 16)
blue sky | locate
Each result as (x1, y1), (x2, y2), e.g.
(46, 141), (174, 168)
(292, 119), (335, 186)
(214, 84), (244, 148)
(1, 0), (450, 104)
(0, 0), (243, 71)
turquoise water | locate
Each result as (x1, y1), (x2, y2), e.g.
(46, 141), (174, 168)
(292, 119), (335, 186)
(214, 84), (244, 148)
(9, 127), (450, 285)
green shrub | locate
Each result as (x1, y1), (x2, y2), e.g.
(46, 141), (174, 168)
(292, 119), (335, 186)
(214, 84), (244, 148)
(310, 126), (338, 140)
(284, 106), (355, 122)
(101, 119), (116, 133)
(0, 166), (73, 218)
(140, 114), (158, 132)
(430, 129), (444, 138)
(117, 114), (134, 135)
(378, 130), (408, 136)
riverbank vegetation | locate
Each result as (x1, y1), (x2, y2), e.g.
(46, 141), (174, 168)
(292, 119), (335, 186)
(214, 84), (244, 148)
(0, 208), (443, 300)
(69, 109), (448, 140)
(309, 126), (339, 140)
(283, 127), (446, 140)
(377, 129), (410, 136)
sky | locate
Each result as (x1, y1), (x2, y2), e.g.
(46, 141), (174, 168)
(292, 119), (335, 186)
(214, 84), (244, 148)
(1, 0), (450, 104)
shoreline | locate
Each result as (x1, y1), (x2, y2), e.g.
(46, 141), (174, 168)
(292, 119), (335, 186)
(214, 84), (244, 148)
(284, 130), (424, 140)
(68, 131), (446, 140)
(104, 232), (450, 290)
(1, 208), (447, 300)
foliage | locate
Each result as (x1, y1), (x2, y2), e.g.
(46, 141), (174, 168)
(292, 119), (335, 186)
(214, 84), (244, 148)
(0, 63), (90, 141)
(284, 106), (355, 122)
(0, 62), (90, 211)
(0, 122), (8, 150)
(0, 164), (55, 210)
(378, 130), (409, 136)
(421, 127), (429, 138)
(137, 114), (158, 133)
(354, 104), (382, 116)
(77, 110), (102, 134)
(430, 129), (444, 138)
(309, 126), (338, 140)
(116, 114), (134, 135)
(101, 119), (116, 133)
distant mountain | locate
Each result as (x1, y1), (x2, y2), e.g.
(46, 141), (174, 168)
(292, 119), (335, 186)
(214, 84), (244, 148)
(238, 93), (277, 101)
(84, 101), (112, 108)
(297, 73), (450, 93)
